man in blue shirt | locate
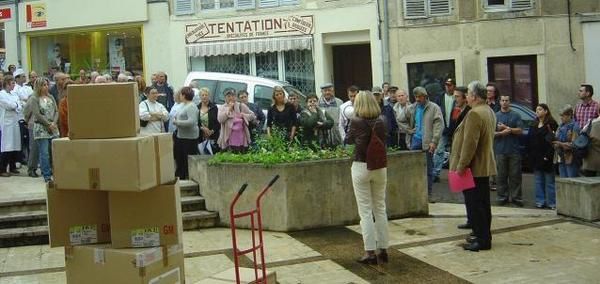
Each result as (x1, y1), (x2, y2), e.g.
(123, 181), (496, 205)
(494, 95), (524, 206)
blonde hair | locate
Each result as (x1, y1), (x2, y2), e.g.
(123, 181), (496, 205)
(33, 78), (48, 97)
(353, 91), (381, 119)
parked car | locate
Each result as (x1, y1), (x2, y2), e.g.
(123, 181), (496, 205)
(183, 72), (306, 111)
(442, 102), (536, 171)
(511, 102), (536, 172)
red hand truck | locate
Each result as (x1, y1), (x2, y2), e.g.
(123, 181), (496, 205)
(229, 175), (280, 284)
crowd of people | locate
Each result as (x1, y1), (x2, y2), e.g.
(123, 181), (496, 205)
(2, 65), (599, 259)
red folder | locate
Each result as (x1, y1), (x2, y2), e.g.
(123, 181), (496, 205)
(448, 168), (475, 192)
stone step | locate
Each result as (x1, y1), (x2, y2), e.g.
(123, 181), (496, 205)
(182, 210), (219, 230)
(0, 197), (47, 214)
(0, 210), (47, 229)
(180, 180), (200, 197)
(181, 196), (206, 212)
(0, 225), (49, 247)
(0, 209), (219, 247)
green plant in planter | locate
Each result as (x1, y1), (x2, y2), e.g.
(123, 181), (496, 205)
(208, 127), (354, 166)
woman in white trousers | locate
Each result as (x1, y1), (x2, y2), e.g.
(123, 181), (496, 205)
(344, 91), (389, 265)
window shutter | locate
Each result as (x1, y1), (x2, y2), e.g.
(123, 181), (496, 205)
(259, 0), (278, 8)
(510, 0), (532, 10)
(429, 0), (450, 15)
(404, 0), (426, 19)
(280, 0), (298, 6)
(236, 0), (255, 9)
(174, 0), (195, 15)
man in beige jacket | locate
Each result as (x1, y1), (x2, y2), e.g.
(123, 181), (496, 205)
(449, 81), (497, 252)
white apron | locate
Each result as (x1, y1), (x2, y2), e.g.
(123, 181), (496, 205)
(0, 90), (23, 152)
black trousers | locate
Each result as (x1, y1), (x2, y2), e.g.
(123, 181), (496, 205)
(463, 176), (492, 244)
(0, 151), (20, 173)
(174, 137), (198, 180)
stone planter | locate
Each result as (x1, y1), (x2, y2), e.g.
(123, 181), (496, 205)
(189, 151), (429, 231)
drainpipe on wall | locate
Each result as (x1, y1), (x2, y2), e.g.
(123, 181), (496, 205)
(378, 0), (391, 84)
(567, 0), (576, 52)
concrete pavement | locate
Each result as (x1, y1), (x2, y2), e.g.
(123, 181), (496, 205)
(0, 170), (599, 283)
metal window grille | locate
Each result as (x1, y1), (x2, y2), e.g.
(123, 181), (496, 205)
(205, 54), (251, 75)
(284, 50), (315, 95)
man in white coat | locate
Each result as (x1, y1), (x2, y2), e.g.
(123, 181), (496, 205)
(0, 75), (23, 177)
(13, 69), (33, 164)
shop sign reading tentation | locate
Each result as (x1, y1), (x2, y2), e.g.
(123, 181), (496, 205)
(185, 15), (314, 44)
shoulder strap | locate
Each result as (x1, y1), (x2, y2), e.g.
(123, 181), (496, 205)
(143, 101), (150, 112)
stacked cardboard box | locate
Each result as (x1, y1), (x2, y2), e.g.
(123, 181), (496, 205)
(46, 83), (185, 283)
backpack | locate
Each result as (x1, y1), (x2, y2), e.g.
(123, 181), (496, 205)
(365, 120), (387, 170)
(573, 121), (593, 159)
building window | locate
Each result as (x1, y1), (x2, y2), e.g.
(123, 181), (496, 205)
(200, 0), (234, 10)
(487, 55), (537, 109)
(485, 0), (533, 11)
(190, 50), (314, 95)
(205, 54), (250, 74)
(28, 27), (143, 79)
(407, 59), (455, 101)
(198, 0), (298, 11)
(404, 0), (451, 19)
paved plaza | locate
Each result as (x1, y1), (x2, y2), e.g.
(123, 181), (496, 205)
(0, 173), (599, 283)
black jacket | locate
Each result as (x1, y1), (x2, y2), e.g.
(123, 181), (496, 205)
(529, 119), (558, 172)
(198, 102), (220, 141)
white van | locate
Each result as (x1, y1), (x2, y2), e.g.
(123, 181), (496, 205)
(183, 72), (305, 110)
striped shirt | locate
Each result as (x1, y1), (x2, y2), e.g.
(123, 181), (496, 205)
(575, 99), (599, 129)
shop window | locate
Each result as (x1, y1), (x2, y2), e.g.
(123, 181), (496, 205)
(488, 55), (537, 109)
(205, 54), (250, 74)
(404, 0), (451, 19)
(485, 0), (533, 11)
(256, 52), (279, 80)
(284, 49), (314, 95)
(192, 49), (314, 95)
(28, 27), (143, 79)
(407, 59), (455, 101)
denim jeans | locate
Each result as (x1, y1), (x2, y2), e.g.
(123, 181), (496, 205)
(411, 136), (433, 195)
(37, 138), (52, 181)
(432, 134), (448, 178)
(534, 170), (555, 207)
(558, 162), (579, 178)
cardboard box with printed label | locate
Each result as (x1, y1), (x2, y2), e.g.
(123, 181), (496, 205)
(46, 184), (111, 247)
(52, 135), (174, 191)
(109, 180), (183, 248)
(67, 82), (140, 139)
(147, 133), (176, 185)
(65, 244), (185, 284)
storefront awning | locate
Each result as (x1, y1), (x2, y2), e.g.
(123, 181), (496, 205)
(187, 35), (313, 57)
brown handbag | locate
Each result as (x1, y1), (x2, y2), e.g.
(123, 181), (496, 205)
(365, 120), (387, 170)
